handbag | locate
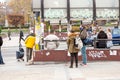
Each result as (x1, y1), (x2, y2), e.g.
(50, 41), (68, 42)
(78, 51), (82, 56)
(107, 41), (113, 48)
(74, 38), (83, 50)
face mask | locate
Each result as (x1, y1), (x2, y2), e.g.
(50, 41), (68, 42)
(80, 27), (83, 30)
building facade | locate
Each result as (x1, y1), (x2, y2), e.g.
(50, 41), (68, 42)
(32, 0), (120, 24)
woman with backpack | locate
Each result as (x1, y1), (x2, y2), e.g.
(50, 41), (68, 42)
(80, 26), (87, 66)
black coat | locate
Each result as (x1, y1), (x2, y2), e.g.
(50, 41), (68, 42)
(0, 36), (3, 46)
(20, 31), (24, 38)
(97, 31), (108, 48)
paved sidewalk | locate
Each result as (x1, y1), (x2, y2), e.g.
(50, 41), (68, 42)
(3, 36), (25, 47)
(1, 36), (120, 80)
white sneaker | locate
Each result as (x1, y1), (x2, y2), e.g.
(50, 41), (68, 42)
(25, 61), (34, 66)
(28, 60), (34, 65)
(80, 63), (87, 66)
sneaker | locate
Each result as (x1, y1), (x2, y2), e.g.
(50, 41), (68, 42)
(28, 60), (34, 65)
(80, 63), (87, 66)
(69, 65), (73, 68)
(25, 63), (30, 66)
(76, 64), (78, 68)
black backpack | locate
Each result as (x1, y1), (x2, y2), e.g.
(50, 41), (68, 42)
(19, 47), (24, 53)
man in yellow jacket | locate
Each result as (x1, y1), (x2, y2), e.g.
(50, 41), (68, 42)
(25, 33), (36, 65)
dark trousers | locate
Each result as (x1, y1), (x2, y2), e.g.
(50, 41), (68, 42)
(26, 47), (33, 62)
(0, 50), (4, 64)
(70, 53), (78, 67)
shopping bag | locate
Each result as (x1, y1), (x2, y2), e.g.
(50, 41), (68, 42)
(67, 51), (82, 56)
(107, 41), (113, 48)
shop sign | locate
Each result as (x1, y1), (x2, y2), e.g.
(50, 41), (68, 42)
(97, 9), (118, 18)
(45, 9), (66, 18)
(71, 9), (92, 18)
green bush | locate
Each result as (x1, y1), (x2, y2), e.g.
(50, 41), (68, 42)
(0, 26), (2, 34)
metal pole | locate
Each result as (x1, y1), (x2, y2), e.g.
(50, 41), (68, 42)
(118, 0), (120, 26)
(67, 0), (70, 23)
(5, 0), (8, 27)
(41, 0), (44, 22)
(93, 0), (96, 21)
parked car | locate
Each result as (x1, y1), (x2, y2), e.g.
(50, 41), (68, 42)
(112, 27), (120, 45)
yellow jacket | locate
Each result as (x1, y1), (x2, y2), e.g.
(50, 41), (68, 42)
(25, 36), (36, 48)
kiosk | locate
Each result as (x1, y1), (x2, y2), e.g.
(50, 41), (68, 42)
(32, 17), (120, 61)
(32, 0), (120, 61)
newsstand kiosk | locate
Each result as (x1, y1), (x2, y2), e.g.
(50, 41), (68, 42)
(33, 12), (120, 62)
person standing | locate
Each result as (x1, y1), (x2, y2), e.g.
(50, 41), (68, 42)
(80, 26), (87, 66)
(8, 28), (11, 40)
(106, 28), (113, 48)
(25, 33), (36, 65)
(67, 30), (79, 68)
(19, 30), (24, 45)
(0, 36), (5, 64)
(97, 30), (108, 48)
(106, 28), (112, 39)
(44, 30), (59, 50)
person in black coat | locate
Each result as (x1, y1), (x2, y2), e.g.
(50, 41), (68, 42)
(19, 30), (24, 43)
(8, 28), (11, 40)
(0, 36), (5, 64)
(19, 30), (25, 47)
(97, 30), (108, 48)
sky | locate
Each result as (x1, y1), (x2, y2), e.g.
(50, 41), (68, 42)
(0, 0), (5, 2)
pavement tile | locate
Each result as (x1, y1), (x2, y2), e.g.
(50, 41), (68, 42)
(1, 36), (120, 80)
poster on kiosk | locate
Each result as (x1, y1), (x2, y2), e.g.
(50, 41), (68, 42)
(34, 12), (68, 51)
(35, 12), (44, 50)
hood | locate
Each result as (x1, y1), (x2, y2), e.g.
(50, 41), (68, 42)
(68, 33), (76, 38)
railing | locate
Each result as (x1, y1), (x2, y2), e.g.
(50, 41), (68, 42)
(93, 38), (120, 48)
(43, 38), (120, 50)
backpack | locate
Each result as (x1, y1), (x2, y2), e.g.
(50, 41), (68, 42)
(19, 47), (24, 53)
(80, 29), (87, 39)
(74, 37), (83, 50)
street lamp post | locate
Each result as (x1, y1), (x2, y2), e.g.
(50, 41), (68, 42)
(5, 1), (8, 27)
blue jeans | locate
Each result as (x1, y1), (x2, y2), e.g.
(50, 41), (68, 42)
(81, 45), (87, 64)
(0, 51), (4, 64)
